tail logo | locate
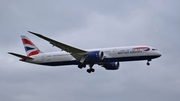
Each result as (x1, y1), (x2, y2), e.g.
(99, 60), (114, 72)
(21, 36), (40, 56)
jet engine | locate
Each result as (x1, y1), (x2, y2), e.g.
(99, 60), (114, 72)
(103, 62), (119, 70)
(87, 51), (104, 61)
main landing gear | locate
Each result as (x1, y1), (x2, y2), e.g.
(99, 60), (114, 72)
(78, 63), (86, 69)
(87, 68), (95, 73)
(146, 59), (151, 66)
(87, 64), (95, 73)
(78, 63), (95, 73)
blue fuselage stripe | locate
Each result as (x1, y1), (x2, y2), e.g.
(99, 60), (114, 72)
(38, 55), (160, 66)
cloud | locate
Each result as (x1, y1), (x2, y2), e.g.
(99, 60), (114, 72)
(0, 0), (180, 101)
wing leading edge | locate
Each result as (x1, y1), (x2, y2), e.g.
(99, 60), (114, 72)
(28, 31), (87, 62)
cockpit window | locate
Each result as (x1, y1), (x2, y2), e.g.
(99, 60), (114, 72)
(133, 47), (150, 51)
(144, 48), (150, 51)
(152, 49), (157, 51)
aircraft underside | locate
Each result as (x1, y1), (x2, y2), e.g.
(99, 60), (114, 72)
(38, 55), (159, 66)
(30, 55), (159, 73)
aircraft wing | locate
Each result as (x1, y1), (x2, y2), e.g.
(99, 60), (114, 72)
(28, 31), (87, 62)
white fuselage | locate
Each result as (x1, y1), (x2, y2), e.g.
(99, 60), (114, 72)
(9, 32), (162, 73)
(24, 46), (161, 66)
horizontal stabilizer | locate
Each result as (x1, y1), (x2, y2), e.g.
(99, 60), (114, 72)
(8, 52), (33, 60)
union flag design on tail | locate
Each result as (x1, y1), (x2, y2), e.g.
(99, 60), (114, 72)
(21, 36), (41, 56)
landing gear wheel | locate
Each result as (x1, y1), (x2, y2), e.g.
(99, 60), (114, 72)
(91, 68), (95, 72)
(86, 64), (95, 73)
(86, 68), (95, 73)
(87, 69), (91, 73)
(78, 66), (83, 69)
(78, 64), (86, 69)
(147, 62), (150, 66)
(146, 59), (151, 66)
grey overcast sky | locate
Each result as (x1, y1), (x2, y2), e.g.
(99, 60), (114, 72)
(0, 0), (180, 101)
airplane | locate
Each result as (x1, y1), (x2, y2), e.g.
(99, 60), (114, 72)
(8, 31), (161, 73)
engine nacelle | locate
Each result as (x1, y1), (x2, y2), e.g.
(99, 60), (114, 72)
(103, 62), (120, 70)
(87, 51), (104, 62)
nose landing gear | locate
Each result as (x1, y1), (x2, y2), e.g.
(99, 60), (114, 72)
(146, 59), (151, 66)
(147, 62), (150, 66)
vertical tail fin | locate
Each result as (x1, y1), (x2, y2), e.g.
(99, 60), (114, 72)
(21, 36), (41, 56)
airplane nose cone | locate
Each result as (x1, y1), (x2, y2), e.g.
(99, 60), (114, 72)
(156, 52), (162, 57)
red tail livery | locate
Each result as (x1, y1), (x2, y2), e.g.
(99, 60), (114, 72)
(21, 36), (41, 56)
